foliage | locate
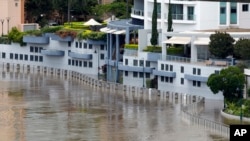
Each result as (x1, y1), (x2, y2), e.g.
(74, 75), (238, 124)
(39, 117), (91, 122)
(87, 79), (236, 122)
(146, 79), (151, 88)
(143, 46), (162, 53)
(55, 30), (77, 38)
(225, 99), (250, 117)
(209, 31), (235, 59)
(124, 44), (138, 50)
(7, 27), (26, 46)
(167, 47), (184, 55)
(150, 0), (158, 46)
(234, 38), (250, 60)
(0, 36), (11, 44)
(25, 30), (43, 36)
(167, 0), (173, 32)
(207, 66), (245, 100)
(77, 30), (106, 41)
(41, 26), (63, 33)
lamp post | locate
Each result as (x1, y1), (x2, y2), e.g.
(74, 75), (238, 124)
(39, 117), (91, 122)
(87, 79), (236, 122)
(0, 19), (4, 36)
(6, 17), (10, 34)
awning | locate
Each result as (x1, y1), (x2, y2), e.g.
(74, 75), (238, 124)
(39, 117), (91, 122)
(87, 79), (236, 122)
(100, 27), (110, 32)
(163, 37), (191, 44)
(194, 38), (210, 45)
(113, 30), (126, 35)
(106, 29), (117, 33)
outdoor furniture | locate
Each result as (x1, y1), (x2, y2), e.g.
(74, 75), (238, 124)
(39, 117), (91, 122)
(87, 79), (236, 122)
(214, 61), (227, 67)
(205, 60), (213, 66)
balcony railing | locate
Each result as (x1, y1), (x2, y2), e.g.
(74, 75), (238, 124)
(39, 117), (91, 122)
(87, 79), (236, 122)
(164, 14), (196, 21)
(131, 8), (144, 17)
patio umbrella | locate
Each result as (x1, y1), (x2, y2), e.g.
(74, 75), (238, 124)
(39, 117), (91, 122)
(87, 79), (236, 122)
(83, 18), (101, 26)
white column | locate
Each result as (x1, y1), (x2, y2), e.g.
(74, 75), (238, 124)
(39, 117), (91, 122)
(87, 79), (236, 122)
(226, 2), (230, 26)
(190, 36), (197, 63)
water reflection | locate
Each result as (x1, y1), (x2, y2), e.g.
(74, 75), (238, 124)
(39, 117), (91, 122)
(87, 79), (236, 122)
(0, 71), (225, 141)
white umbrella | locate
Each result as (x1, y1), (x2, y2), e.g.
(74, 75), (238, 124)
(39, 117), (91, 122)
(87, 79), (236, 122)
(83, 18), (101, 26)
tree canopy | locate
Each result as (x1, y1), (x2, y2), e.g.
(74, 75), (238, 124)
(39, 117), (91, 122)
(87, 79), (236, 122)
(207, 66), (245, 101)
(150, 0), (158, 46)
(167, 0), (173, 32)
(234, 38), (250, 60)
(209, 31), (235, 59)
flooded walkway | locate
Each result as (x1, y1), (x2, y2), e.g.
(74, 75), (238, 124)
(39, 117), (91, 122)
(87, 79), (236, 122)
(0, 71), (227, 141)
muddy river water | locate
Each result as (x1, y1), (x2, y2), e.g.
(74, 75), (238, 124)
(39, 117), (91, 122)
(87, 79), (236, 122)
(0, 71), (228, 141)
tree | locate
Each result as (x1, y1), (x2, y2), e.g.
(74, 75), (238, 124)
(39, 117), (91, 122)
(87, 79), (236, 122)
(234, 38), (250, 60)
(150, 0), (158, 46)
(209, 31), (235, 59)
(207, 66), (245, 103)
(167, 0), (173, 32)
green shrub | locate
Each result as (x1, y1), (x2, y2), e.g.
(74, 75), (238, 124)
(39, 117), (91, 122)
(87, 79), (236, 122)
(143, 45), (162, 53)
(41, 26), (63, 33)
(8, 27), (26, 46)
(146, 79), (151, 88)
(167, 47), (184, 55)
(25, 30), (43, 36)
(0, 36), (11, 44)
(124, 44), (138, 50)
(77, 30), (106, 41)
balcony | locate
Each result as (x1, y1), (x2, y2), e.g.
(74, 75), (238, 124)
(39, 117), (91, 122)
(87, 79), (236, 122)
(23, 35), (49, 44)
(50, 34), (74, 42)
(152, 69), (176, 78)
(41, 49), (65, 56)
(131, 8), (144, 18)
(184, 74), (208, 82)
(68, 52), (92, 60)
(118, 64), (153, 73)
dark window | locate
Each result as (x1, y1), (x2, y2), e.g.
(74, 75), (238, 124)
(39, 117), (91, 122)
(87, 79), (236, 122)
(2, 52), (6, 58)
(20, 54), (23, 60)
(165, 64), (168, 71)
(15, 54), (18, 60)
(84, 43), (87, 48)
(39, 47), (43, 53)
(140, 60), (144, 66)
(169, 77), (173, 83)
(193, 81), (196, 86)
(10, 53), (13, 59)
(181, 78), (184, 85)
(79, 42), (82, 48)
(242, 4), (249, 12)
(181, 66), (184, 73)
(125, 71), (128, 76)
(139, 72), (144, 78)
(146, 73), (150, 78)
(68, 59), (71, 65)
(68, 41), (71, 47)
(75, 42), (78, 48)
(231, 7), (237, 13)
(30, 46), (34, 52)
(146, 61), (150, 67)
(197, 69), (201, 75)
(220, 7), (226, 14)
(161, 64), (164, 70)
(24, 55), (28, 60)
(39, 56), (43, 62)
(100, 45), (105, 50)
(35, 47), (39, 53)
(35, 56), (38, 61)
(161, 76), (164, 82)
(100, 54), (105, 60)
(89, 44), (93, 49)
(89, 62), (93, 68)
(79, 61), (82, 67)
(76, 60), (78, 66)
(197, 81), (201, 87)
(193, 68), (196, 74)
(133, 72), (138, 77)
(125, 59), (128, 65)
(30, 55), (34, 61)
(84, 61), (87, 67)
(165, 77), (169, 82)
(133, 60), (138, 66)
(170, 65), (173, 71)
(72, 60), (75, 66)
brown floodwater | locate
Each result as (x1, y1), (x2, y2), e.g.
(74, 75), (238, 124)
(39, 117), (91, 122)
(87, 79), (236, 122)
(0, 71), (228, 141)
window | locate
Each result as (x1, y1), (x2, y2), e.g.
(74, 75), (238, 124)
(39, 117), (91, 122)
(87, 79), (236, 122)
(193, 81), (196, 86)
(20, 54), (23, 60)
(89, 62), (93, 68)
(197, 69), (201, 75)
(76, 60), (78, 66)
(68, 59), (71, 65)
(100, 45), (105, 50)
(79, 42), (82, 48)
(15, 54), (18, 60)
(39, 56), (43, 62)
(220, 7), (226, 14)
(242, 4), (249, 12)
(139, 60), (144, 67)
(89, 44), (93, 49)
(161, 76), (164, 82)
(165, 77), (169, 82)
(187, 6), (194, 20)
(197, 81), (201, 87)
(30, 46), (34, 52)
(125, 59), (128, 65)
(84, 43), (87, 48)
(146, 73), (150, 78)
(170, 65), (173, 71)
(30, 55), (34, 61)
(35, 47), (39, 53)
(193, 68), (196, 75)
(84, 61), (87, 67)
(68, 41), (71, 47)
(181, 78), (184, 85)
(215, 70), (220, 74)
(10, 53), (13, 59)
(181, 66), (184, 73)
(169, 77), (173, 83)
(79, 61), (82, 67)
(165, 64), (168, 71)
(161, 64), (164, 70)
(172, 4), (183, 20)
(133, 60), (138, 66)
(2, 52), (5, 58)
(35, 56), (38, 61)
(75, 42), (78, 48)
(139, 72), (144, 78)
(100, 54), (105, 60)
(133, 72), (138, 77)
(146, 61), (150, 67)
(39, 47), (43, 53)
(25, 55), (28, 60)
(125, 71), (128, 76)
(72, 60), (75, 66)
